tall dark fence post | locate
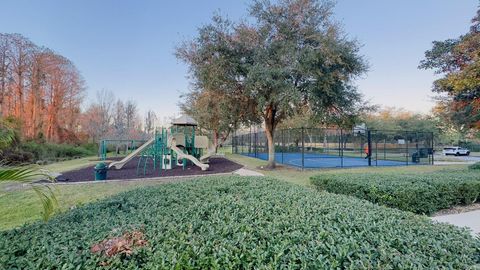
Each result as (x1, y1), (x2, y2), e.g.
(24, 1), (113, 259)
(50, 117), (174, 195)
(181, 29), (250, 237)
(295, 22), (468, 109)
(405, 132), (409, 166)
(340, 129), (344, 167)
(232, 130), (235, 154)
(254, 129), (257, 158)
(384, 138), (386, 160)
(431, 132), (434, 165)
(415, 132), (419, 164)
(338, 131), (341, 158)
(281, 129), (284, 164)
(301, 127), (305, 170)
(367, 130), (372, 166)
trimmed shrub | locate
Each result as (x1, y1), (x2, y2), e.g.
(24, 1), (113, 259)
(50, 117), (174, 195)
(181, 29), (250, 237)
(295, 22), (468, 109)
(1, 176), (479, 269)
(311, 170), (480, 215)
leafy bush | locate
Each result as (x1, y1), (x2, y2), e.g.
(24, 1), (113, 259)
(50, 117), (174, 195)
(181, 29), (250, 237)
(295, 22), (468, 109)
(0, 141), (96, 165)
(469, 162), (480, 170)
(20, 142), (95, 162)
(311, 169), (480, 215)
(0, 148), (34, 164)
(0, 117), (20, 152)
(1, 176), (479, 269)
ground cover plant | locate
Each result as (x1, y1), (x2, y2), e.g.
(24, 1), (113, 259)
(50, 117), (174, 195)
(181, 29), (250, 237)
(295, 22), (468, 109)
(469, 162), (480, 170)
(1, 176), (479, 269)
(311, 168), (480, 215)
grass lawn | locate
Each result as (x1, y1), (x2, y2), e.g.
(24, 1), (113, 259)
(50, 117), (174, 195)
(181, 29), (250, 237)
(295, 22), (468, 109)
(43, 156), (99, 172)
(0, 180), (173, 230)
(0, 157), (172, 230)
(226, 153), (468, 186)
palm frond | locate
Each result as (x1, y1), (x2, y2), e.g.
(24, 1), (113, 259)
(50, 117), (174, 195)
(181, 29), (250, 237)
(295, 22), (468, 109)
(31, 184), (58, 221)
(0, 128), (15, 151)
(0, 164), (57, 221)
(0, 166), (44, 182)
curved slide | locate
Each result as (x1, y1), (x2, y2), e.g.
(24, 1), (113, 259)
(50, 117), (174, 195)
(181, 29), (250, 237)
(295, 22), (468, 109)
(194, 135), (216, 163)
(199, 148), (216, 163)
(170, 138), (209, 171)
(108, 137), (155, 169)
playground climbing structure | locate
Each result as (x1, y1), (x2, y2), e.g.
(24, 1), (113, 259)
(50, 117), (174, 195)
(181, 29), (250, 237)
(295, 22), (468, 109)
(104, 115), (215, 175)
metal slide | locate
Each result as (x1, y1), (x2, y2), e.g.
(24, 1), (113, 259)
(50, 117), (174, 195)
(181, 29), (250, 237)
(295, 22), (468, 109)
(108, 137), (155, 169)
(169, 138), (209, 171)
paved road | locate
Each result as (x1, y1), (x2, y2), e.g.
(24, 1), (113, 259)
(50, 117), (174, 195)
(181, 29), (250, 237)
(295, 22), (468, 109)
(433, 154), (480, 165)
(432, 210), (480, 235)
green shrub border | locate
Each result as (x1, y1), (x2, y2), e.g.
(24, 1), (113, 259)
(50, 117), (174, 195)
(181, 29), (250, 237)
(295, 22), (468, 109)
(1, 176), (479, 269)
(311, 170), (480, 215)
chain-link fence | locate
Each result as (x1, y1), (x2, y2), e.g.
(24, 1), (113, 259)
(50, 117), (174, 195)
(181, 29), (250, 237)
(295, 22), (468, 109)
(232, 128), (434, 169)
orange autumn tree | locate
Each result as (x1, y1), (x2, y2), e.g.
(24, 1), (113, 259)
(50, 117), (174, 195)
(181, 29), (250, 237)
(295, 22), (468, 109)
(0, 33), (85, 143)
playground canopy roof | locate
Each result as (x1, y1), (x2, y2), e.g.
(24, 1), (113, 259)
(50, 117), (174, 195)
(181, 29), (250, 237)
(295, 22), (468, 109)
(171, 114), (198, 126)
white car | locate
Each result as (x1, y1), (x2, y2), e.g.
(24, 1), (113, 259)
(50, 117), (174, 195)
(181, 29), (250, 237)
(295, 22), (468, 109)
(442, 147), (470, 156)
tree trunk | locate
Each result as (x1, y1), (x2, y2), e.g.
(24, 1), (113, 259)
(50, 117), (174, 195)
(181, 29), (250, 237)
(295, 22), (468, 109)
(213, 130), (219, 153)
(264, 104), (277, 169)
(265, 126), (275, 168)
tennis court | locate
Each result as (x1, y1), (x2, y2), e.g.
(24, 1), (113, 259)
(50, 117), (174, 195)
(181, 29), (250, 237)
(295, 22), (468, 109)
(242, 152), (407, 168)
(233, 127), (434, 169)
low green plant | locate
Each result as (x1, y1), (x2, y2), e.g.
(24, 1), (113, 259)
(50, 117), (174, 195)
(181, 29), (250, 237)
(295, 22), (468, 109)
(469, 162), (480, 170)
(311, 169), (480, 214)
(1, 176), (478, 269)
(0, 117), (19, 152)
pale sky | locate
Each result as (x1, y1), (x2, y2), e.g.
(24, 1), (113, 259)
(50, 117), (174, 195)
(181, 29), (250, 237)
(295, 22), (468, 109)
(0, 0), (477, 118)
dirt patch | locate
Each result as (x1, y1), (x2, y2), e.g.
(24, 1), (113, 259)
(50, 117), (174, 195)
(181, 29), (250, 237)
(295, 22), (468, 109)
(256, 164), (290, 171)
(56, 157), (243, 182)
(91, 230), (148, 258)
(432, 203), (480, 216)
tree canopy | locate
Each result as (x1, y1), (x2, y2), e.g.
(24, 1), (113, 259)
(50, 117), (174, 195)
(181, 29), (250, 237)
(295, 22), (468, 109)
(178, 0), (367, 167)
(419, 7), (480, 130)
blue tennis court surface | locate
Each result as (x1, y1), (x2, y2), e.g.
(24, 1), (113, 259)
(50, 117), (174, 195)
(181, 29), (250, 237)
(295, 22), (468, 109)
(242, 152), (406, 168)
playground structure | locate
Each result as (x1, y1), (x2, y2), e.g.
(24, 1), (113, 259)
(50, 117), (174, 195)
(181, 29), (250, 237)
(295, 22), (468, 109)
(101, 115), (216, 175)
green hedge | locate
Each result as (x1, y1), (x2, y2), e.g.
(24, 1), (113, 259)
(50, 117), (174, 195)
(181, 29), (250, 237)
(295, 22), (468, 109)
(1, 176), (479, 269)
(311, 170), (480, 215)
(20, 142), (96, 161)
(1, 142), (96, 164)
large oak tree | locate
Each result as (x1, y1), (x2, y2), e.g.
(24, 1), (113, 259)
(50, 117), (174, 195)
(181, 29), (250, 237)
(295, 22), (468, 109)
(179, 0), (367, 168)
(176, 15), (259, 151)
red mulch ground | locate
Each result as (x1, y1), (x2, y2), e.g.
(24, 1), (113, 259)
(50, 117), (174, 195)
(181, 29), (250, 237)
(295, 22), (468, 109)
(57, 157), (243, 183)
